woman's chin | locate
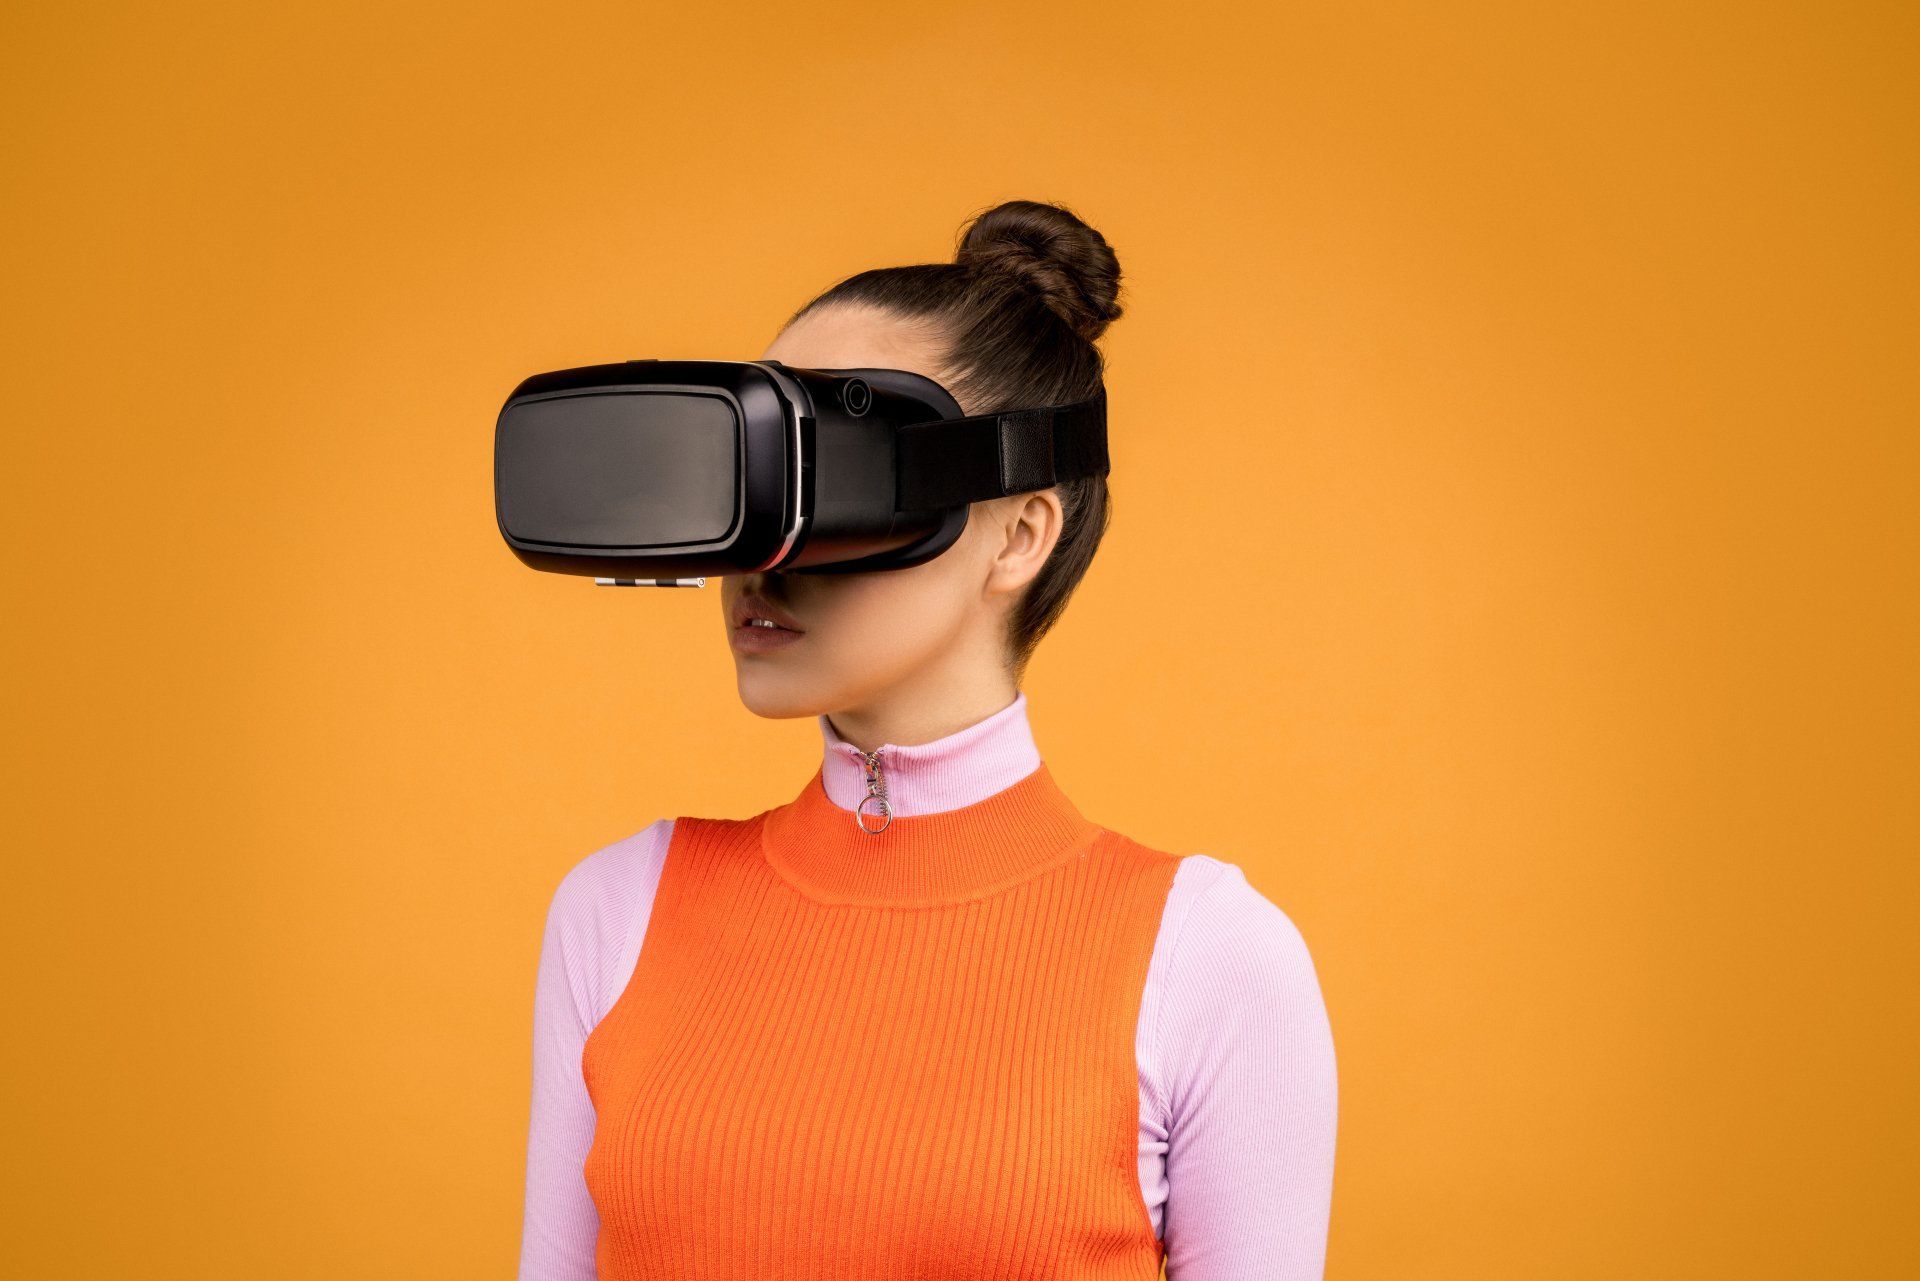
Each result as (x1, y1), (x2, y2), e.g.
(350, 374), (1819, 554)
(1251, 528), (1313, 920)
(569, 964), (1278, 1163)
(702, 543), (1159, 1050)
(732, 667), (834, 721)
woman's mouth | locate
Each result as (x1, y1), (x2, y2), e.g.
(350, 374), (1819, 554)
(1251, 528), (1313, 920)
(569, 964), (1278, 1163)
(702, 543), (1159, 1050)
(731, 617), (805, 653)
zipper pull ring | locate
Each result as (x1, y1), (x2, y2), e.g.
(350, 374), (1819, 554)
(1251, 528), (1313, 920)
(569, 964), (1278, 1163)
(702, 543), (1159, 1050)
(855, 747), (891, 834)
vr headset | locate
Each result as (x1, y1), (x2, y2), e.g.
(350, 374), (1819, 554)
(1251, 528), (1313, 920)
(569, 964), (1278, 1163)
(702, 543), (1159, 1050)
(494, 359), (1108, 585)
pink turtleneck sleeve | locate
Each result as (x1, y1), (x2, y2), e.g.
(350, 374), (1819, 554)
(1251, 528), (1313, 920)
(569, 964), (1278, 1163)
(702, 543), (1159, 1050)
(518, 691), (1338, 1279)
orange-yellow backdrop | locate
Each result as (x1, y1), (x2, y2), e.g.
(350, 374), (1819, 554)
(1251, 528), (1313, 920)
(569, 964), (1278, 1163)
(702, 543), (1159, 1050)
(2, 1), (1913, 1277)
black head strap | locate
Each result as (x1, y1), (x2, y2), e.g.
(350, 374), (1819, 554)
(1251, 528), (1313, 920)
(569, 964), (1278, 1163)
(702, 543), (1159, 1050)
(893, 388), (1110, 512)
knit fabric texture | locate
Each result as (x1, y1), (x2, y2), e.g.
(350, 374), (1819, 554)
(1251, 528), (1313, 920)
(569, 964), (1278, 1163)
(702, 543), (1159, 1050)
(579, 758), (1180, 1279)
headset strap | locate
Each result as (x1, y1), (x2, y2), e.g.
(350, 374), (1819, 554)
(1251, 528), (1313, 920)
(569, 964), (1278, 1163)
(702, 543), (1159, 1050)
(893, 388), (1110, 512)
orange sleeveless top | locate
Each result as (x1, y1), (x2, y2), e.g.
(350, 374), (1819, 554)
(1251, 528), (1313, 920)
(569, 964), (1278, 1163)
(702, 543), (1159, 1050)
(579, 759), (1181, 1279)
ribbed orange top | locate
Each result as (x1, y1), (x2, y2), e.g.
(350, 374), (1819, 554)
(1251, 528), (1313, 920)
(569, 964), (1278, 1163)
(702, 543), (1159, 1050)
(580, 758), (1182, 1278)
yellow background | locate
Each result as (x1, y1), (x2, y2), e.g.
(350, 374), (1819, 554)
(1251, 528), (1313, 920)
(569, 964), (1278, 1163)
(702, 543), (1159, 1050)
(3, 2), (1913, 1277)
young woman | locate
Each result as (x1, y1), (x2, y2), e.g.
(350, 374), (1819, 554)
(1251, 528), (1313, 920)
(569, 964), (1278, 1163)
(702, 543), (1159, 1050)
(517, 200), (1338, 1280)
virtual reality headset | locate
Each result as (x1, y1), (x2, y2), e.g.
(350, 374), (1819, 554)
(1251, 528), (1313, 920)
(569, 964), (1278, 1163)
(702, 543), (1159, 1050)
(494, 359), (1108, 585)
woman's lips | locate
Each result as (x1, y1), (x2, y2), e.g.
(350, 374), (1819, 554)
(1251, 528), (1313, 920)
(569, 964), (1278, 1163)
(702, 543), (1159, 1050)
(730, 621), (805, 654)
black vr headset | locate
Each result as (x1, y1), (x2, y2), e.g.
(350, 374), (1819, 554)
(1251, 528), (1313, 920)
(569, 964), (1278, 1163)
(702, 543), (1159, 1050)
(493, 359), (1109, 586)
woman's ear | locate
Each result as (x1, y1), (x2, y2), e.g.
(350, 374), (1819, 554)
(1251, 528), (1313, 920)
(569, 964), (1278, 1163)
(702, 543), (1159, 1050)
(984, 490), (1065, 598)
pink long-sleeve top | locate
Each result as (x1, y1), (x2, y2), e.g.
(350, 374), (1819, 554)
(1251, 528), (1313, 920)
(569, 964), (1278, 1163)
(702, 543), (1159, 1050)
(518, 691), (1338, 1278)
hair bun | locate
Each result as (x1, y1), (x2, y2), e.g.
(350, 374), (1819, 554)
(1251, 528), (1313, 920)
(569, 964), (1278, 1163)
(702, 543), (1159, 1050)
(954, 200), (1123, 343)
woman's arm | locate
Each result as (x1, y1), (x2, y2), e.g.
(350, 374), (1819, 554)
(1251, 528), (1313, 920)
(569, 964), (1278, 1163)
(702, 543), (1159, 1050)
(517, 821), (673, 1281)
(1154, 858), (1339, 1279)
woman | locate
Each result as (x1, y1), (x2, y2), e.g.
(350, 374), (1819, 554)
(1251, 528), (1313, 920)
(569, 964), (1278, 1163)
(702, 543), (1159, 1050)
(518, 200), (1338, 1279)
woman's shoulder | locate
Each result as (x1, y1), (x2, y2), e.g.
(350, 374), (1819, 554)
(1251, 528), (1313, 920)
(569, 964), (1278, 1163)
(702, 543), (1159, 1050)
(1145, 853), (1337, 1111)
(534, 819), (677, 1029)
(1092, 829), (1321, 973)
(1154, 852), (1326, 1008)
(542, 817), (677, 937)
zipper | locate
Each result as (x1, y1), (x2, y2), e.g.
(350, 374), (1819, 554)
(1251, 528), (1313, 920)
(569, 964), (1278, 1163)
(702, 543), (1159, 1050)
(854, 745), (892, 834)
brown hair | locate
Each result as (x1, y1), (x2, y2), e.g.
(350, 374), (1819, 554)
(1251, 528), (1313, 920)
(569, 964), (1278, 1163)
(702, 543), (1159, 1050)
(783, 199), (1125, 680)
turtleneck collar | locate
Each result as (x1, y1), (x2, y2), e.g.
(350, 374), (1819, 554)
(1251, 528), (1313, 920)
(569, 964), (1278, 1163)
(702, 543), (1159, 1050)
(818, 689), (1041, 816)
(758, 690), (1105, 907)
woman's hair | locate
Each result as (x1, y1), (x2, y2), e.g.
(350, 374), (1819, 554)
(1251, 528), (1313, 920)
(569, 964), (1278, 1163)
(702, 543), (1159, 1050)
(783, 199), (1125, 680)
